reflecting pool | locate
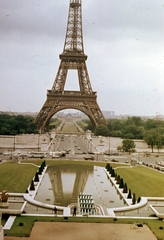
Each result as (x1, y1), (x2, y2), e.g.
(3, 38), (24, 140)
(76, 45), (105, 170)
(35, 164), (126, 214)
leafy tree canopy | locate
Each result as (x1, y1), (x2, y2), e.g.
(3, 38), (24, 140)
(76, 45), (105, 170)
(0, 114), (38, 135)
(94, 124), (110, 137)
(118, 139), (136, 154)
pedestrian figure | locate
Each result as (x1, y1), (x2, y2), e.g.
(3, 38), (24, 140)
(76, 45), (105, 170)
(73, 207), (76, 216)
(54, 207), (57, 216)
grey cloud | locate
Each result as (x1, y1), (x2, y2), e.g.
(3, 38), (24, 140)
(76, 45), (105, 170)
(83, 0), (164, 40)
(0, 0), (68, 41)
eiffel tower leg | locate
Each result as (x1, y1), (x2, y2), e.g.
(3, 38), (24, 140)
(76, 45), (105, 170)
(52, 60), (68, 91)
(78, 60), (92, 93)
(35, 61), (68, 132)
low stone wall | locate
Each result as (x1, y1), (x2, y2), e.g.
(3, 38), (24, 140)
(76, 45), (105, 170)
(0, 134), (50, 153)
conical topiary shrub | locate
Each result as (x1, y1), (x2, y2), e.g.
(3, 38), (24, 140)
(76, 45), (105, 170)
(111, 169), (115, 177)
(116, 175), (120, 184)
(127, 189), (132, 199)
(30, 180), (35, 191)
(34, 172), (39, 182)
(119, 178), (124, 188)
(137, 197), (141, 203)
(132, 193), (136, 205)
(115, 173), (118, 181)
(123, 183), (128, 193)
(38, 166), (42, 175)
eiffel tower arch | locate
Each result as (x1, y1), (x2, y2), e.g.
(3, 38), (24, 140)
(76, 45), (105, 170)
(35, 0), (107, 132)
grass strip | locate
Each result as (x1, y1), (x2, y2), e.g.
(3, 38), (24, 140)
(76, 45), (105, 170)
(23, 159), (125, 168)
(115, 165), (164, 198)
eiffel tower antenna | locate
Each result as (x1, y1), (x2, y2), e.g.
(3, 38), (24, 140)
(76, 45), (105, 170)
(35, 0), (107, 132)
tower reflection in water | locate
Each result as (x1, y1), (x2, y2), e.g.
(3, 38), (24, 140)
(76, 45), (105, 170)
(35, 164), (126, 212)
(43, 164), (93, 207)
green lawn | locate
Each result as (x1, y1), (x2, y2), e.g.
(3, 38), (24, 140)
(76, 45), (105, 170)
(62, 122), (79, 132)
(23, 159), (125, 168)
(115, 165), (164, 198)
(4, 216), (164, 239)
(0, 162), (38, 193)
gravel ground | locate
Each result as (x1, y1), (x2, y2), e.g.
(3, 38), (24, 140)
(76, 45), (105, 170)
(4, 222), (157, 240)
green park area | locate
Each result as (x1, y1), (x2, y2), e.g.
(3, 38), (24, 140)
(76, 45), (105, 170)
(115, 165), (164, 199)
(0, 162), (37, 193)
(61, 122), (79, 132)
(1, 160), (164, 197)
(1, 160), (164, 239)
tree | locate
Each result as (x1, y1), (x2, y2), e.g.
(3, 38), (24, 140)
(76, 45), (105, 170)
(38, 166), (43, 175)
(144, 119), (157, 130)
(157, 137), (163, 152)
(123, 183), (128, 193)
(94, 125), (110, 137)
(0, 114), (38, 135)
(119, 178), (124, 189)
(117, 175), (120, 184)
(144, 129), (160, 153)
(30, 180), (35, 191)
(137, 197), (141, 203)
(34, 172), (39, 182)
(115, 173), (118, 181)
(111, 169), (115, 177)
(132, 193), (136, 205)
(118, 139), (136, 154)
(106, 163), (110, 172)
(127, 189), (132, 199)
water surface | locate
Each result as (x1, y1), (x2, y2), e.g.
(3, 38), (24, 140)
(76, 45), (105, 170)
(35, 164), (126, 214)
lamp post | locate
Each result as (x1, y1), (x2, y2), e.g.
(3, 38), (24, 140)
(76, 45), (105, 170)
(108, 136), (110, 155)
(14, 135), (16, 151)
(38, 134), (40, 152)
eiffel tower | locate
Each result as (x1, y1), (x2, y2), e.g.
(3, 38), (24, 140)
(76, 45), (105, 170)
(35, 0), (107, 132)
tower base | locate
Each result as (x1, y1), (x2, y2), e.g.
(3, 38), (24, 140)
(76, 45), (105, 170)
(35, 91), (106, 132)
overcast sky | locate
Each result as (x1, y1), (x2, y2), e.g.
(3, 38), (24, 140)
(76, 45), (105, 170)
(0, 0), (164, 117)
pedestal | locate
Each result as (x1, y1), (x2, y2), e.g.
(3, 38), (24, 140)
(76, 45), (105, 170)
(0, 202), (9, 208)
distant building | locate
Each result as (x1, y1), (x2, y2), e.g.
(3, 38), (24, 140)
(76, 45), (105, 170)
(102, 111), (115, 119)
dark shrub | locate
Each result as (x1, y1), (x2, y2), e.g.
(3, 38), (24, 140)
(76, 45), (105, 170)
(123, 183), (128, 193)
(132, 193), (136, 204)
(127, 189), (132, 199)
(119, 178), (124, 188)
(34, 172), (39, 182)
(30, 180), (35, 191)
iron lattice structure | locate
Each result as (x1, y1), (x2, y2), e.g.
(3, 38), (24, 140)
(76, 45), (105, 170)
(35, 0), (107, 132)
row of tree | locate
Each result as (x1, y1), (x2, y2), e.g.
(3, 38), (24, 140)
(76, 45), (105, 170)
(106, 163), (141, 205)
(0, 114), (61, 135)
(77, 117), (164, 152)
(0, 114), (38, 135)
(29, 161), (46, 191)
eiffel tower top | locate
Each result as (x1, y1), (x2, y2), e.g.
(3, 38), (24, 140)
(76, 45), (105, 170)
(61, 0), (86, 58)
